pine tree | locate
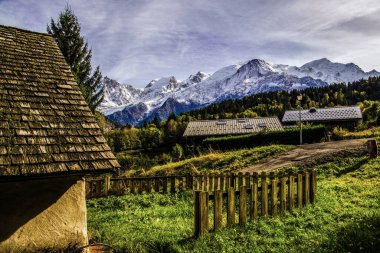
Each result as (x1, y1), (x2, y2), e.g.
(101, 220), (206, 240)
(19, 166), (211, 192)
(47, 5), (104, 112)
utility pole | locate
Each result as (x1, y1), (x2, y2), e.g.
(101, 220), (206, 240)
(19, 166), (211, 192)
(297, 95), (303, 145)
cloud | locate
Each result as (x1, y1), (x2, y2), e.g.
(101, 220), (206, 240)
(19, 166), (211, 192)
(1, 0), (379, 87)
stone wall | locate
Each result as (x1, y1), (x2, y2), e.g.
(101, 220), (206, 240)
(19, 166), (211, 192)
(0, 176), (88, 252)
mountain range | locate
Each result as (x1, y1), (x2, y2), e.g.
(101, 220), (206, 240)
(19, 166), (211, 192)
(99, 58), (380, 125)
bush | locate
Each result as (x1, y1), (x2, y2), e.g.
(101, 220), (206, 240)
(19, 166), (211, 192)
(203, 125), (326, 150)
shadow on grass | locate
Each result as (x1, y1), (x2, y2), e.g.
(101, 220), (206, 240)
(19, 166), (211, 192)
(318, 215), (380, 253)
(334, 157), (370, 177)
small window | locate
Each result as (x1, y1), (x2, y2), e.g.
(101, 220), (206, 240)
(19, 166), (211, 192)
(237, 119), (246, 123)
(258, 123), (267, 128)
(245, 124), (253, 129)
(216, 121), (226, 125)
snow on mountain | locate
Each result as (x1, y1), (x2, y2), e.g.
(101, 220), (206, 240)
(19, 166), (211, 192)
(99, 77), (142, 115)
(280, 58), (376, 84)
(100, 58), (380, 125)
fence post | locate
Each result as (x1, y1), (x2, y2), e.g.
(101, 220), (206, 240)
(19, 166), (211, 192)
(171, 177), (176, 193)
(310, 169), (317, 203)
(297, 173), (303, 208)
(226, 174), (230, 189)
(239, 186), (247, 225)
(261, 172), (268, 217)
(230, 173), (235, 189)
(138, 180), (143, 194)
(245, 172), (251, 188)
(194, 191), (209, 237)
(209, 175), (214, 191)
(203, 175), (209, 191)
(280, 174), (287, 212)
(214, 190), (223, 231)
(227, 187), (235, 227)
(288, 174), (295, 211)
(104, 175), (111, 196)
(251, 172), (258, 219)
(303, 171), (310, 205)
(220, 176), (225, 191)
(238, 172), (244, 188)
(179, 177), (184, 191)
(123, 179), (129, 195)
(194, 176), (199, 191)
(367, 139), (378, 159)
(270, 172), (278, 216)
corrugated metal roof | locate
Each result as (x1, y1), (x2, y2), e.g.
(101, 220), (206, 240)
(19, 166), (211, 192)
(282, 106), (362, 123)
(183, 117), (283, 137)
(0, 25), (120, 177)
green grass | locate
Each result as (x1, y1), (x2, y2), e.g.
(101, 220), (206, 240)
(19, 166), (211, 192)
(87, 193), (193, 252)
(124, 145), (293, 176)
(88, 155), (380, 253)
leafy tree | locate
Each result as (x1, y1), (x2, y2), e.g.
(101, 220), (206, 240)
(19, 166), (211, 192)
(47, 5), (104, 111)
(172, 143), (183, 161)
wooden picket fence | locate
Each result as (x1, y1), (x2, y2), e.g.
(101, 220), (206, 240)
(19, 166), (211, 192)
(86, 174), (194, 198)
(86, 171), (310, 198)
(194, 170), (317, 237)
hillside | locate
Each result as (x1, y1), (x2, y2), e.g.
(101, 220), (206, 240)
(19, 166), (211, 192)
(87, 145), (380, 252)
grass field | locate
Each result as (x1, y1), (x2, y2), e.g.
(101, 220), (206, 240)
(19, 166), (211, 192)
(124, 145), (293, 176)
(88, 153), (380, 253)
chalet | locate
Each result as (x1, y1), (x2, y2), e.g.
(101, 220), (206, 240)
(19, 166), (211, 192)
(282, 106), (363, 130)
(0, 25), (120, 252)
(183, 117), (283, 138)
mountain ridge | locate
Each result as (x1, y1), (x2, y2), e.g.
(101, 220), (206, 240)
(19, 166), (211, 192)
(99, 58), (380, 125)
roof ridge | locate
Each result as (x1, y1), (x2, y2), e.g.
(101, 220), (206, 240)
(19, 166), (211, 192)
(188, 116), (279, 122)
(284, 105), (360, 113)
(0, 24), (51, 37)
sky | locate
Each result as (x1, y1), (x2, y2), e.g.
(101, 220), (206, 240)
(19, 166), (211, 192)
(1, 0), (380, 88)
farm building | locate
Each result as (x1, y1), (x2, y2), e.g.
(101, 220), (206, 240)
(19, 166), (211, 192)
(282, 106), (363, 130)
(0, 25), (119, 252)
(183, 117), (283, 138)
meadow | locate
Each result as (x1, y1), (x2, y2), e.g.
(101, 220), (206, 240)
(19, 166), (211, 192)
(87, 148), (380, 253)
(123, 145), (293, 176)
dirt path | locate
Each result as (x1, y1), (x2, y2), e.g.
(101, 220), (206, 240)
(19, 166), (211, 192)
(239, 139), (368, 174)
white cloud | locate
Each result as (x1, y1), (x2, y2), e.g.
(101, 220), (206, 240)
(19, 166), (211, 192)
(1, 0), (379, 87)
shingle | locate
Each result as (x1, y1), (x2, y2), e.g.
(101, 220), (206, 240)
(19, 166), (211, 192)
(183, 117), (284, 137)
(0, 25), (120, 177)
(282, 106), (362, 123)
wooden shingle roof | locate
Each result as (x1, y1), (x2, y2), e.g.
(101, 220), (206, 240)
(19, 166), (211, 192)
(282, 106), (362, 123)
(0, 25), (119, 177)
(183, 117), (283, 137)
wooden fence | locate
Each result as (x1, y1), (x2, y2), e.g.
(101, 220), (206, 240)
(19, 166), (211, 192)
(86, 170), (316, 200)
(86, 174), (194, 198)
(194, 170), (317, 237)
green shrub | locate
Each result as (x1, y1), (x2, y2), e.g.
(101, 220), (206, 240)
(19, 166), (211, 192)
(203, 125), (326, 150)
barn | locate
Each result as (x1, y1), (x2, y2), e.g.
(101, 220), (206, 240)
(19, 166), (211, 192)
(183, 117), (283, 138)
(0, 25), (119, 252)
(282, 106), (363, 130)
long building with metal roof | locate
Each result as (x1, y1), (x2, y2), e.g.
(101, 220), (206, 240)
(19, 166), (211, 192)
(183, 117), (283, 137)
(282, 106), (362, 124)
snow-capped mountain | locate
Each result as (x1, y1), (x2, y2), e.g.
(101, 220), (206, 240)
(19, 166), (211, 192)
(101, 58), (380, 125)
(99, 77), (142, 114)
